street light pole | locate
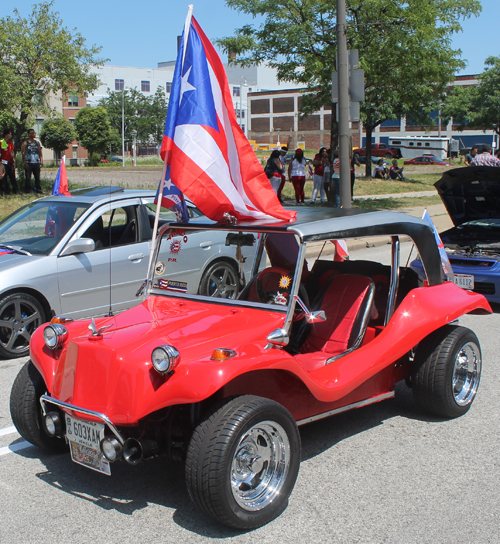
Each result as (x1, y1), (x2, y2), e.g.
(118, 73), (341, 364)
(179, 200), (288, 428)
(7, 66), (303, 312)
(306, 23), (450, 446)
(122, 87), (125, 168)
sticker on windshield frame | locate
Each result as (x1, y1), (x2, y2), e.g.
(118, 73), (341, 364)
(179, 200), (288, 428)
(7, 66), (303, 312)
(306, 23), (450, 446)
(158, 279), (187, 293)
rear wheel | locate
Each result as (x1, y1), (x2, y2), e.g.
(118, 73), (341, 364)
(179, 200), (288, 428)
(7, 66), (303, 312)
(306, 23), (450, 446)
(385, 152), (393, 159)
(0, 292), (46, 359)
(185, 395), (300, 529)
(198, 261), (241, 299)
(10, 361), (67, 451)
(412, 325), (481, 418)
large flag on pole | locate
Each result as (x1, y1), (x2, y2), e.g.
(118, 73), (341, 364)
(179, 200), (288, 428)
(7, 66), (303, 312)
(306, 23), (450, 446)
(51, 156), (71, 196)
(422, 208), (454, 281)
(160, 9), (295, 223)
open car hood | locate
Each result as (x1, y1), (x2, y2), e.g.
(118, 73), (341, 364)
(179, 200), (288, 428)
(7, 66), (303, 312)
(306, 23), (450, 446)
(434, 166), (500, 227)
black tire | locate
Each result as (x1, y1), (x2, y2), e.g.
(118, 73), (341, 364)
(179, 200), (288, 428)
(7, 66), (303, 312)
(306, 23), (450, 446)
(0, 292), (46, 359)
(10, 361), (67, 452)
(185, 395), (301, 529)
(198, 261), (241, 299)
(385, 152), (393, 159)
(412, 325), (481, 418)
(353, 152), (360, 159)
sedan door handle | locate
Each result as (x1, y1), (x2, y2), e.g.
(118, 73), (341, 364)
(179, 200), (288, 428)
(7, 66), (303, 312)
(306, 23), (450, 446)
(199, 241), (213, 248)
(128, 253), (145, 261)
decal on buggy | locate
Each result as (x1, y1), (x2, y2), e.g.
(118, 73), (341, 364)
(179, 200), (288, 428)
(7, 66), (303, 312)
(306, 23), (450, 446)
(155, 261), (166, 275)
(279, 275), (291, 289)
(157, 279), (188, 293)
(274, 292), (288, 306)
(170, 240), (182, 254)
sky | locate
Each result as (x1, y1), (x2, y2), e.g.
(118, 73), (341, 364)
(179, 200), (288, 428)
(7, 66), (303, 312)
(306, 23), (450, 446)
(3, 0), (499, 76)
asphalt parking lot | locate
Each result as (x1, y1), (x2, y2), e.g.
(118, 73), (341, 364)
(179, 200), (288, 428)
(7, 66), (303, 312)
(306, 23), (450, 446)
(1, 243), (499, 544)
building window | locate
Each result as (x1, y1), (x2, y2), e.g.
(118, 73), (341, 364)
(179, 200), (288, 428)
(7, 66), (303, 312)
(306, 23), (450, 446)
(141, 80), (150, 92)
(241, 124), (245, 133)
(115, 79), (124, 91)
(233, 86), (240, 97)
(33, 90), (44, 106)
(34, 118), (44, 134)
(69, 117), (75, 124)
(166, 82), (172, 93)
(67, 94), (79, 107)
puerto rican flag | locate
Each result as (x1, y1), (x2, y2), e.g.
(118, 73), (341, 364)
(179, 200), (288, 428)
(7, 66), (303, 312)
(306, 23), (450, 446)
(160, 11), (295, 222)
(51, 156), (71, 196)
(333, 239), (349, 261)
(422, 209), (454, 280)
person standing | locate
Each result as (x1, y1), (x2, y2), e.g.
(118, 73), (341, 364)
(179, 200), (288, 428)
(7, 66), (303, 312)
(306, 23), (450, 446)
(470, 144), (500, 167)
(323, 149), (332, 202)
(0, 129), (18, 195)
(311, 147), (327, 203)
(287, 148), (306, 204)
(276, 146), (288, 203)
(21, 129), (44, 193)
(265, 150), (284, 194)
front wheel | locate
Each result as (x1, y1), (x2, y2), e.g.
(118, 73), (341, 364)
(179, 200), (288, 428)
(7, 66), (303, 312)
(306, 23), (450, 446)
(198, 261), (241, 299)
(10, 361), (67, 452)
(385, 152), (393, 159)
(0, 292), (46, 359)
(412, 325), (481, 418)
(185, 395), (301, 529)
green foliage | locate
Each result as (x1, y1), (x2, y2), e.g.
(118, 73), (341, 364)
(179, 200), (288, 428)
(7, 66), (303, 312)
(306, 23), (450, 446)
(99, 86), (167, 145)
(219, 0), (482, 174)
(444, 56), (500, 136)
(0, 111), (17, 137)
(74, 107), (113, 164)
(40, 117), (76, 157)
(0, 1), (106, 149)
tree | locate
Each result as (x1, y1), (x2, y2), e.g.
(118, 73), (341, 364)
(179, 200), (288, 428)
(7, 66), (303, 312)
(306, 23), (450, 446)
(74, 107), (113, 165)
(0, 1), (106, 150)
(99, 86), (168, 145)
(40, 117), (77, 162)
(443, 56), (500, 137)
(219, 0), (481, 175)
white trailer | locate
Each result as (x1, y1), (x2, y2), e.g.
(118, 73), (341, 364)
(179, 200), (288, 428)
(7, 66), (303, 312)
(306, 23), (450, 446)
(388, 136), (456, 159)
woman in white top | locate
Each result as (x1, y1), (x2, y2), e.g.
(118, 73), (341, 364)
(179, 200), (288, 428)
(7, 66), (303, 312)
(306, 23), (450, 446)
(287, 148), (307, 204)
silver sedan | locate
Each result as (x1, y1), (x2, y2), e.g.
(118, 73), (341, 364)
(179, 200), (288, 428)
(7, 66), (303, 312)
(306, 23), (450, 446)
(0, 187), (256, 359)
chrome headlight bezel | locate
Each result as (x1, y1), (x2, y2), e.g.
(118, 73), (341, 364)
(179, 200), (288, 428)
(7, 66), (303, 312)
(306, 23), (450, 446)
(151, 345), (180, 374)
(43, 324), (68, 349)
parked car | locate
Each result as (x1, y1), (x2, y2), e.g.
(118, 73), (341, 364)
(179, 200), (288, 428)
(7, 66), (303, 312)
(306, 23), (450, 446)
(403, 155), (454, 166)
(0, 187), (256, 359)
(353, 143), (401, 160)
(10, 205), (490, 529)
(411, 166), (500, 304)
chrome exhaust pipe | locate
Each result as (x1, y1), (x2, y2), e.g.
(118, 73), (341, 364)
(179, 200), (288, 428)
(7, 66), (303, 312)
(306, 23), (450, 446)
(123, 438), (159, 465)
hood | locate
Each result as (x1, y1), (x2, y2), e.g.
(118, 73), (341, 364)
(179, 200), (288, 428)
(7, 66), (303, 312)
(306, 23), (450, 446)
(0, 252), (44, 273)
(434, 166), (500, 227)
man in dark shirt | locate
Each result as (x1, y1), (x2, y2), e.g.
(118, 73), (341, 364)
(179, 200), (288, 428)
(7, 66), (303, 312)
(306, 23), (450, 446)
(465, 145), (478, 166)
(21, 129), (44, 193)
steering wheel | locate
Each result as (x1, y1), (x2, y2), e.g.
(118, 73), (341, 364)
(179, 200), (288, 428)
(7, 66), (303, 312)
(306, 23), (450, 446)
(255, 267), (310, 321)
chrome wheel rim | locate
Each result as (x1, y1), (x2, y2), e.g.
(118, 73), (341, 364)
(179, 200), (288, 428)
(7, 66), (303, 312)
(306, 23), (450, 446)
(231, 420), (290, 511)
(0, 297), (43, 355)
(452, 341), (481, 406)
(207, 265), (238, 298)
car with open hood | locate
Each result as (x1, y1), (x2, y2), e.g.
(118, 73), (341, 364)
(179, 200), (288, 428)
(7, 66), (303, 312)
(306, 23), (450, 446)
(411, 166), (500, 303)
(0, 187), (255, 359)
(10, 206), (490, 529)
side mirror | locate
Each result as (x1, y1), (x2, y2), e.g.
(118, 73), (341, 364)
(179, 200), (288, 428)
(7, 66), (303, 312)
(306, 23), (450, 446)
(59, 238), (95, 256)
(266, 328), (289, 349)
(294, 295), (327, 323)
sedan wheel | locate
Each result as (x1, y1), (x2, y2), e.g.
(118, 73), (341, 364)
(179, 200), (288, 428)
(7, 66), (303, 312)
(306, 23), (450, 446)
(0, 293), (45, 359)
(185, 395), (301, 529)
(199, 261), (241, 299)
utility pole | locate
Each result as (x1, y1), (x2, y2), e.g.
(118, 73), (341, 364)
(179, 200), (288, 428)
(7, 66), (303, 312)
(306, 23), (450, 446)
(337, 0), (351, 208)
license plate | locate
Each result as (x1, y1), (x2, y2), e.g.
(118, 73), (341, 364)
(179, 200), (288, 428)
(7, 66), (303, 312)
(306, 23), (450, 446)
(65, 414), (111, 475)
(454, 274), (474, 290)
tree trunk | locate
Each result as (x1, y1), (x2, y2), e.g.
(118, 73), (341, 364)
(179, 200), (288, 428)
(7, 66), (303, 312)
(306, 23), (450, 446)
(365, 125), (374, 177)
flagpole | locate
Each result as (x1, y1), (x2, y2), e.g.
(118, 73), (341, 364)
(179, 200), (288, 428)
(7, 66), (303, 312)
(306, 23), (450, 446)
(145, 5), (194, 287)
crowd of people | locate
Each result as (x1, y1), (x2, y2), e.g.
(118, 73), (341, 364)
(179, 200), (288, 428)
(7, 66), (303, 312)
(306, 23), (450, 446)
(0, 128), (44, 197)
(465, 144), (500, 167)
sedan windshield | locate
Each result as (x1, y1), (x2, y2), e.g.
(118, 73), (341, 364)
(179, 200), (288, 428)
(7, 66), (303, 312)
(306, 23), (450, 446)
(0, 200), (90, 255)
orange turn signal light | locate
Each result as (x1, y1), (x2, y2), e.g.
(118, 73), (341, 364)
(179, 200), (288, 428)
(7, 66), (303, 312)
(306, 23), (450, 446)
(51, 316), (74, 325)
(211, 349), (236, 361)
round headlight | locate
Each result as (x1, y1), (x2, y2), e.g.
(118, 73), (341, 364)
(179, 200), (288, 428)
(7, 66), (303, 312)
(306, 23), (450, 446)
(151, 345), (180, 374)
(43, 324), (68, 349)
(44, 412), (62, 437)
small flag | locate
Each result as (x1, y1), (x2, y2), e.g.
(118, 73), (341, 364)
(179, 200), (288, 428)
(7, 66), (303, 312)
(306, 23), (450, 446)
(154, 165), (190, 223)
(0, 249), (15, 256)
(422, 209), (454, 281)
(51, 157), (71, 196)
(333, 239), (349, 261)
